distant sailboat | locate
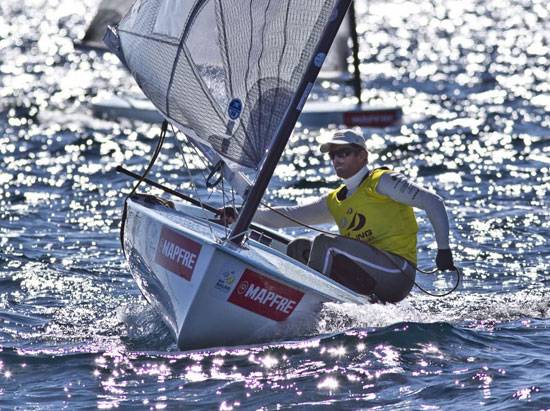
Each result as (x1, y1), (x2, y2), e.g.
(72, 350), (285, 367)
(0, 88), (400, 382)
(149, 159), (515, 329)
(77, 0), (134, 51)
(84, 0), (402, 128)
(106, 0), (369, 350)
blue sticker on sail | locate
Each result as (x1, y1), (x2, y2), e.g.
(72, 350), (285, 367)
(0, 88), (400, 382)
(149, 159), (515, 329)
(228, 99), (242, 120)
(314, 52), (326, 68)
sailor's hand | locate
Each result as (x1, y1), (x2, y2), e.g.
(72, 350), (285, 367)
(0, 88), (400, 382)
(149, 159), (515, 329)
(216, 206), (237, 225)
(436, 249), (455, 271)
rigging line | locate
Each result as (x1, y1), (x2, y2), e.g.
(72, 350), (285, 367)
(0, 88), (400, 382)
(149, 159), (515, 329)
(225, 228), (250, 243)
(181, 153), (218, 242)
(258, 201), (461, 297)
(171, 125), (210, 182)
(220, 169), (229, 238)
(175, 130), (219, 242)
(220, 168), (238, 239)
(119, 120), (168, 254)
(220, 171), (239, 218)
(116, 165), (291, 245)
(171, 126), (243, 240)
(413, 267), (462, 297)
(363, 241), (462, 297)
(171, 131), (246, 213)
(259, 200), (336, 236)
(230, 178), (237, 212)
(170, 126), (237, 205)
(128, 121), (169, 199)
(172, 128), (216, 193)
(228, 184), (239, 240)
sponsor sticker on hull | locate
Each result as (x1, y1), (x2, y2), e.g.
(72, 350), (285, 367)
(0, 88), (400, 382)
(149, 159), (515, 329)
(155, 226), (201, 280)
(213, 271), (237, 295)
(228, 269), (304, 321)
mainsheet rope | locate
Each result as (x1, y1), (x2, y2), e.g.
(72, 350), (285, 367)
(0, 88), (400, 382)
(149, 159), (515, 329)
(119, 120), (169, 254)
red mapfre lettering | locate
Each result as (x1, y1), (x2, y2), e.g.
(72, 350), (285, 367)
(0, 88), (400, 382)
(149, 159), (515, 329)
(228, 269), (304, 321)
(155, 226), (201, 281)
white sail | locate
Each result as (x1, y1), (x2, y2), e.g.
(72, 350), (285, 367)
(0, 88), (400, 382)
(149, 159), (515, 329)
(108, 0), (343, 177)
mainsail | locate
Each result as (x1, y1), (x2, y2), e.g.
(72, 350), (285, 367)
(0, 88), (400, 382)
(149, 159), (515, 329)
(106, 0), (352, 241)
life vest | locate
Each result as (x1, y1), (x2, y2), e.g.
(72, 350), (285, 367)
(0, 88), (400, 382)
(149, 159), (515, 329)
(326, 168), (418, 264)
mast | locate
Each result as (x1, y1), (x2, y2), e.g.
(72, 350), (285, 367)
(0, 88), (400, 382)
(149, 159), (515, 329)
(229, 0), (354, 245)
(348, 1), (363, 104)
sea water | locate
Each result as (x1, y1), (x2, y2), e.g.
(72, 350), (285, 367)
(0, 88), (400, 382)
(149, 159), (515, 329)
(0, 0), (548, 409)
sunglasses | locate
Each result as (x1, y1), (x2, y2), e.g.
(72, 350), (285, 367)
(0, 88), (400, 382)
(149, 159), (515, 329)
(328, 147), (359, 160)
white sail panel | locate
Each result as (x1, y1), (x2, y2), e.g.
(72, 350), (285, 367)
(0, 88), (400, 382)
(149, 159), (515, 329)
(153, 1), (194, 38)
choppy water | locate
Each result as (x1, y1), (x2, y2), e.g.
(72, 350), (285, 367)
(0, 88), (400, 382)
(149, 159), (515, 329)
(1, 0), (548, 409)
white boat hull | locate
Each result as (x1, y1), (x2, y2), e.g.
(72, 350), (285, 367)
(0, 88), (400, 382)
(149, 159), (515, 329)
(123, 196), (366, 350)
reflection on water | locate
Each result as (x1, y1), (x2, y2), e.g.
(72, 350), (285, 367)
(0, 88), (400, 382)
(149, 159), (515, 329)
(0, 0), (548, 408)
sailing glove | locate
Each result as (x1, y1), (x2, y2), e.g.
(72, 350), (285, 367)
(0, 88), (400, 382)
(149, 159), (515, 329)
(436, 249), (455, 271)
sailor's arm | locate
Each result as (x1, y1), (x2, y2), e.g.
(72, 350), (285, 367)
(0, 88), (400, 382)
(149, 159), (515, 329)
(376, 172), (455, 269)
(252, 194), (333, 228)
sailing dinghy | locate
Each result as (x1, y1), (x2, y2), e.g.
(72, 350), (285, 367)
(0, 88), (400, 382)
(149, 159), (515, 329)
(85, 0), (402, 128)
(107, 0), (369, 350)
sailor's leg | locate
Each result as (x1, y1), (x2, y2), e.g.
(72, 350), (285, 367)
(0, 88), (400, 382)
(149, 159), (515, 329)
(286, 237), (312, 265)
(350, 251), (415, 303)
(307, 233), (339, 273)
(308, 234), (415, 303)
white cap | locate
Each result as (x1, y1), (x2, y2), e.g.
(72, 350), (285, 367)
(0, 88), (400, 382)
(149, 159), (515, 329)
(319, 129), (367, 153)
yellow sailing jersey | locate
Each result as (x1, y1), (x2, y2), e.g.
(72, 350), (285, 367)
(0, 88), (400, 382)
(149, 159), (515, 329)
(326, 168), (418, 264)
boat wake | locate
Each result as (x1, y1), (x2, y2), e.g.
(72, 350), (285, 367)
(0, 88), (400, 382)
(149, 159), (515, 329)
(317, 287), (550, 334)
(114, 286), (550, 351)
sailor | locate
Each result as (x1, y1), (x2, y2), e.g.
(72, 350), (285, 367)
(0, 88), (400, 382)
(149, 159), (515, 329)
(219, 129), (455, 303)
